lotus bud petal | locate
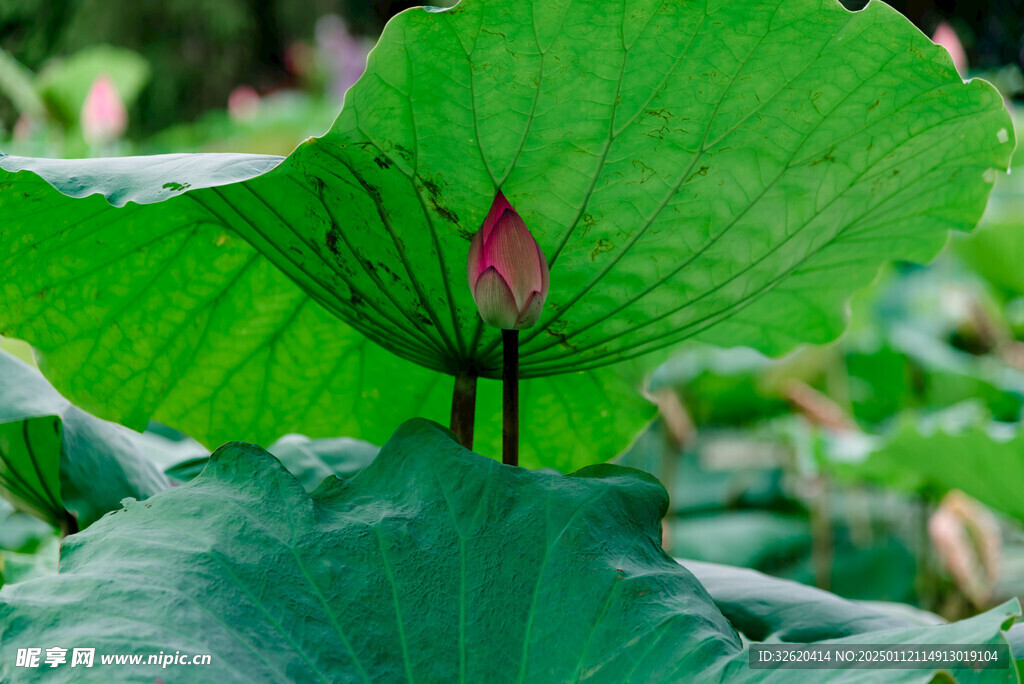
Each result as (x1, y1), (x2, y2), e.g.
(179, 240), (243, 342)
(467, 192), (549, 330)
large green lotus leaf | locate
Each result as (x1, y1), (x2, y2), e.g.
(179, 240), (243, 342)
(0, 167), (650, 471)
(0, 419), (742, 682)
(828, 417), (1024, 525)
(1, 419), (1019, 683)
(0, 350), (168, 530)
(1, 0), (1013, 378)
(283, 0), (1012, 374)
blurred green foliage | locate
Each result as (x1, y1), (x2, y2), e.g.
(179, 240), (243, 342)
(3, 0), (351, 133)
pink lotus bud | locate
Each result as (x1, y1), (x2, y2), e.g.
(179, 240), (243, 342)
(466, 192), (549, 330)
(81, 74), (127, 146)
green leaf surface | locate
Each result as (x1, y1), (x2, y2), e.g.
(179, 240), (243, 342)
(0, 413), (66, 531)
(1, 418), (1018, 682)
(0, 350), (168, 529)
(1007, 624), (1024, 679)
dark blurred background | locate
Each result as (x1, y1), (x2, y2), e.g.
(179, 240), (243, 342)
(0, 0), (427, 135)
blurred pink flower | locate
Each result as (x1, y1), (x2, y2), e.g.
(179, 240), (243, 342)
(227, 85), (260, 122)
(81, 74), (127, 146)
(932, 22), (968, 76)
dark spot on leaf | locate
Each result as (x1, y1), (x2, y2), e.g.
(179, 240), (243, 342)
(645, 108), (671, 122)
(646, 125), (669, 140)
(377, 262), (401, 283)
(421, 178), (440, 199)
(546, 329), (578, 352)
(591, 239), (614, 260)
(867, 99), (880, 111)
(458, 228), (474, 241)
(686, 166), (710, 183)
(326, 225), (342, 256)
(580, 212), (596, 238)
(631, 160), (655, 184)
(395, 144), (413, 162)
(809, 148), (836, 167)
(162, 182), (191, 192)
(434, 205), (459, 224)
(374, 156), (391, 170)
(421, 178), (459, 224)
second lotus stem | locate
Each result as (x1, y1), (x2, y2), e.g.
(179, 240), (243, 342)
(502, 329), (519, 467)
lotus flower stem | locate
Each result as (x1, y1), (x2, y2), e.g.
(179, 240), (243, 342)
(449, 372), (477, 449)
(502, 329), (519, 467)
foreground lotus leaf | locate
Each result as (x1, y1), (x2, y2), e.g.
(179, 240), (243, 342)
(1, 420), (1018, 682)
